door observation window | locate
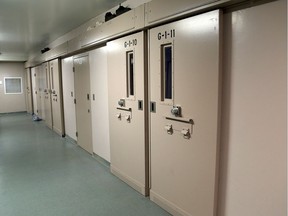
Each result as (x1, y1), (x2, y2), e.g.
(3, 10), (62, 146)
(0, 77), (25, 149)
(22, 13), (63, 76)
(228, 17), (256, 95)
(161, 44), (173, 101)
(126, 51), (135, 98)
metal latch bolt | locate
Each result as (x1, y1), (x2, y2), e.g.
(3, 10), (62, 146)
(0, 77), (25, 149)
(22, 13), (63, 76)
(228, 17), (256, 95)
(125, 114), (131, 122)
(181, 128), (190, 139)
(116, 113), (121, 119)
(164, 124), (173, 135)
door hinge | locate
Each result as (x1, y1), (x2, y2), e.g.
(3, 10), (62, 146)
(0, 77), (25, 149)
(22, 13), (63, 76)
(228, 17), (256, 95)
(76, 132), (78, 137)
(73, 67), (75, 72)
(74, 99), (76, 104)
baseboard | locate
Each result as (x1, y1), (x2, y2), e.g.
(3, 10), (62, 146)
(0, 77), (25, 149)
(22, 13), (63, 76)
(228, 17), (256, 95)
(110, 165), (147, 196)
(92, 153), (110, 168)
(53, 127), (64, 137)
(65, 135), (77, 145)
(0, 111), (27, 116)
(150, 190), (192, 216)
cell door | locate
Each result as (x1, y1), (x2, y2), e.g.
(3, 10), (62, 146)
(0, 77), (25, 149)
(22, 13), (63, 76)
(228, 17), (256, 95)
(39, 65), (46, 120)
(107, 32), (148, 195)
(36, 66), (44, 119)
(31, 67), (38, 115)
(25, 68), (33, 114)
(149, 10), (222, 216)
(44, 63), (53, 129)
(49, 59), (64, 136)
(74, 55), (93, 154)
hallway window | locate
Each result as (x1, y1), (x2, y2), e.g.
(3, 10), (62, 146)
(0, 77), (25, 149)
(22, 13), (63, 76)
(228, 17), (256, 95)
(4, 77), (22, 94)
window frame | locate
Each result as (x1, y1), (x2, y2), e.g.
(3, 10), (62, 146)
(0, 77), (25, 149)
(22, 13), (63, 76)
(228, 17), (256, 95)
(4, 77), (23, 95)
(160, 43), (174, 105)
(126, 50), (136, 100)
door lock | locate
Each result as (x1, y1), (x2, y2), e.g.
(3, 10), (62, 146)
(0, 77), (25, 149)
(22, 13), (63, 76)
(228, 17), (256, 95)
(118, 99), (125, 107)
(171, 106), (181, 117)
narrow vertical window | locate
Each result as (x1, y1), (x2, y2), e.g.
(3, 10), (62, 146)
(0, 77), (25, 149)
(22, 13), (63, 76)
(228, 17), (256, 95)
(161, 44), (173, 101)
(126, 51), (134, 97)
(51, 67), (54, 89)
(46, 67), (49, 89)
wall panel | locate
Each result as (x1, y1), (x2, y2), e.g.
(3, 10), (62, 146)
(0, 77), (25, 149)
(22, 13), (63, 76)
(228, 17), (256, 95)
(218, 1), (287, 215)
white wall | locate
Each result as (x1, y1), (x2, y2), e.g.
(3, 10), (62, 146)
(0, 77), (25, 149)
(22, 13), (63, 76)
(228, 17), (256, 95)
(0, 62), (26, 113)
(218, 1), (287, 215)
(62, 57), (77, 141)
(89, 47), (110, 162)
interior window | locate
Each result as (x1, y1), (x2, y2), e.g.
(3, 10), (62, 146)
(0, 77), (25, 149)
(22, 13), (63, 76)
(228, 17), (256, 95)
(4, 77), (22, 94)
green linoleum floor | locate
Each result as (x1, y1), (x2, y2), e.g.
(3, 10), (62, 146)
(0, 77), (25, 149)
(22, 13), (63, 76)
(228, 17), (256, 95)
(0, 113), (170, 216)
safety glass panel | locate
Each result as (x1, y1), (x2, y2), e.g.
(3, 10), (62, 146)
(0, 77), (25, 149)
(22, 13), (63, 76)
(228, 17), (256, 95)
(4, 77), (22, 94)
(126, 51), (135, 98)
(45, 67), (49, 88)
(50, 67), (54, 89)
(161, 44), (173, 101)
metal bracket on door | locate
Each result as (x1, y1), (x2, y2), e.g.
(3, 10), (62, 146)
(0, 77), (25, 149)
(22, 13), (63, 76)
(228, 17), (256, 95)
(138, 100), (143, 110)
(150, 102), (156, 113)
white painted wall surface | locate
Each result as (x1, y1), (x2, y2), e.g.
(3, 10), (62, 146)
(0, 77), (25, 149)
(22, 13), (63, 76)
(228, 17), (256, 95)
(89, 47), (110, 162)
(0, 62), (26, 113)
(62, 57), (77, 141)
(218, 1), (287, 216)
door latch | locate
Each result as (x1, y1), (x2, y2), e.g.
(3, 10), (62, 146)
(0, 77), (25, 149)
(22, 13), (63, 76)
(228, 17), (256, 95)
(164, 124), (173, 135)
(125, 114), (131, 122)
(116, 113), (121, 120)
(181, 128), (190, 139)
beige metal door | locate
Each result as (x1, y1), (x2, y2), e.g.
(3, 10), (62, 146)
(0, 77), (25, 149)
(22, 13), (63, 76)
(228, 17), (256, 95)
(107, 32), (147, 196)
(149, 10), (222, 216)
(31, 68), (38, 115)
(39, 64), (46, 120)
(49, 59), (64, 136)
(25, 68), (33, 114)
(44, 63), (53, 129)
(35, 66), (42, 117)
(74, 55), (93, 154)
(36, 65), (45, 119)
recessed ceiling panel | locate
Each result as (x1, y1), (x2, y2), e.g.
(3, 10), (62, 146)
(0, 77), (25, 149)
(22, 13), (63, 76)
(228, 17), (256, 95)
(0, 0), (125, 61)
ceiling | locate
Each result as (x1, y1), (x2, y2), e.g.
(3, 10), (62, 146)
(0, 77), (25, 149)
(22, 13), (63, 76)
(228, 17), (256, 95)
(0, 0), (125, 61)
